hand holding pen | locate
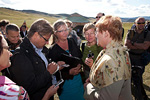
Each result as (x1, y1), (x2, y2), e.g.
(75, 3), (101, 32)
(47, 59), (69, 74)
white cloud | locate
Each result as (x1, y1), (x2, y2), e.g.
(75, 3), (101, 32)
(1, 0), (11, 4)
(0, 0), (150, 18)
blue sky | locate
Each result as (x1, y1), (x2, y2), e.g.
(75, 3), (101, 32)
(0, 0), (150, 18)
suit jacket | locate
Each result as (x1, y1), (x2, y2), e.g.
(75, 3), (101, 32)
(20, 30), (27, 38)
(9, 37), (53, 100)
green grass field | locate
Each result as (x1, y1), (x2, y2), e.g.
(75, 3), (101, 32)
(143, 64), (150, 98)
(123, 22), (133, 41)
(0, 7), (59, 27)
(1, 7), (150, 100)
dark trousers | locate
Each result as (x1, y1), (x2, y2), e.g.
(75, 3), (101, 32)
(131, 67), (148, 100)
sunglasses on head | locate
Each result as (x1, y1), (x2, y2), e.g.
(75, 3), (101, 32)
(96, 16), (101, 18)
(137, 22), (145, 25)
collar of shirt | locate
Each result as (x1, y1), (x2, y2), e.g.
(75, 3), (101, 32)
(23, 31), (26, 36)
(31, 42), (43, 53)
(30, 42), (48, 67)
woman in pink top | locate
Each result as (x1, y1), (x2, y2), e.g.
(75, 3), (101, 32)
(0, 34), (29, 100)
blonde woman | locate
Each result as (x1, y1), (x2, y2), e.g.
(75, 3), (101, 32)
(47, 19), (84, 100)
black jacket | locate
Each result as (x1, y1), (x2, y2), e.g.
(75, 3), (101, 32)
(9, 37), (53, 100)
(20, 30), (27, 38)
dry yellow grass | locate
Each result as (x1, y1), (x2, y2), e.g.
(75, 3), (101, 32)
(143, 64), (150, 98)
(0, 7), (59, 27)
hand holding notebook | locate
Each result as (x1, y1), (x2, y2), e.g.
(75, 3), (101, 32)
(60, 53), (82, 68)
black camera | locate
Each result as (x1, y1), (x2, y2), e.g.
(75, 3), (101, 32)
(87, 51), (94, 58)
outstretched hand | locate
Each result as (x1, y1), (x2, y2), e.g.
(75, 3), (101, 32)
(42, 85), (59, 100)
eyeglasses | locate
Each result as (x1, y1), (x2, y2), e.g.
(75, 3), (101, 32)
(56, 29), (69, 33)
(137, 22), (145, 25)
(38, 32), (49, 42)
(96, 16), (101, 18)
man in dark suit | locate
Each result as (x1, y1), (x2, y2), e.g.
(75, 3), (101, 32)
(20, 25), (27, 38)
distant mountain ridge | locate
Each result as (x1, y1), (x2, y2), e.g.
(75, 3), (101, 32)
(21, 10), (90, 19)
(121, 17), (150, 22)
(21, 10), (63, 18)
(1, 7), (150, 22)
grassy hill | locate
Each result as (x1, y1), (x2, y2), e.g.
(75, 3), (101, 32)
(0, 7), (134, 35)
(0, 7), (136, 28)
(0, 7), (134, 43)
(0, 7), (60, 27)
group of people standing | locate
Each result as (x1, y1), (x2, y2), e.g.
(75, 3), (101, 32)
(0, 12), (150, 100)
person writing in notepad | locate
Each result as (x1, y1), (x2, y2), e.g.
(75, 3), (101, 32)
(47, 19), (84, 100)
